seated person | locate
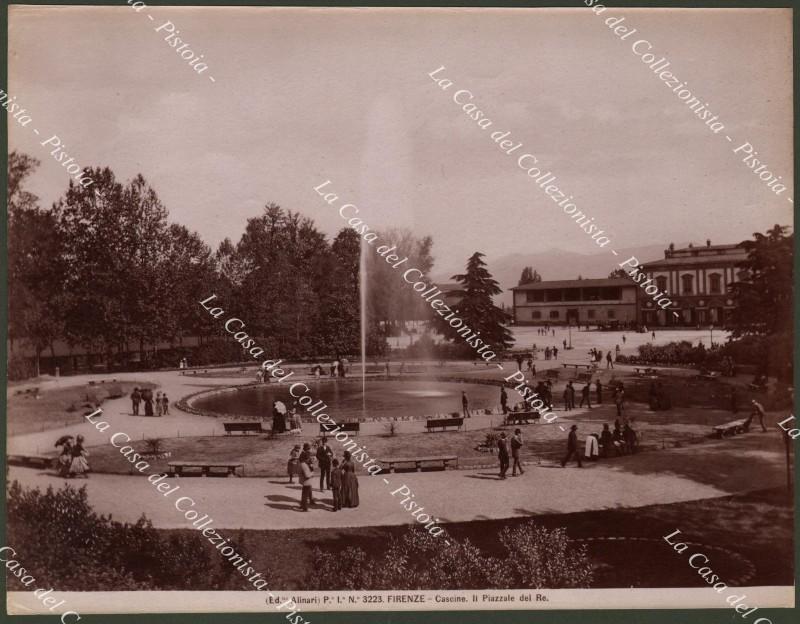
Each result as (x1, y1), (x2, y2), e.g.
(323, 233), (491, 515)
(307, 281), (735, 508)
(612, 420), (626, 455)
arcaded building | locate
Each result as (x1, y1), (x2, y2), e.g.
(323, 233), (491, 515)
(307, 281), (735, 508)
(511, 278), (638, 326)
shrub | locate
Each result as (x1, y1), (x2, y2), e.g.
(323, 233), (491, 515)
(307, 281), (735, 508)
(7, 355), (36, 381)
(304, 524), (591, 590)
(144, 438), (164, 455)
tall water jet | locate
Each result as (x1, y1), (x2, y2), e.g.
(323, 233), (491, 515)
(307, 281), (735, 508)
(359, 237), (368, 414)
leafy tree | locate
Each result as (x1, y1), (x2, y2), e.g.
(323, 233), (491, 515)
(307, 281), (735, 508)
(436, 252), (513, 353)
(607, 268), (628, 278)
(518, 266), (542, 285)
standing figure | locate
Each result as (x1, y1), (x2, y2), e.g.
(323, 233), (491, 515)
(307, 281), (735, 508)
(580, 383), (592, 409)
(340, 451), (360, 508)
(330, 459), (342, 511)
(615, 387), (625, 417)
(287, 445), (300, 483)
(55, 436), (74, 478)
(562, 339), (567, 350)
(500, 386), (508, 414)
(595, 379), (603, 404)
(600, 423), (614, 457)
(622, 334), (627, 345)
(553, 347), (559, 359)
(567, 381), (576, 410)
(497, 433), (510, 479)
(142, 388), (154, 416)
(750, 399), (768, 432)
(461, 391), (470, 418)
(298, 452), (314, 511)
(69, 435), (90, 478)
(561, 425), (582, 468)
(272, 401), (286, 434)
(316, 437), (333, 491)
(606, 351), (614, 369)
(162, 394), (169, 415)
(155, 392), (163, 417)
(623, 423), (638, 454)
(131, 387), (141, 416)
(511, 429), (524, 476)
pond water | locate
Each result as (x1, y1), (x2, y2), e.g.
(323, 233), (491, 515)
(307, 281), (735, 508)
(192, 379), (500, 420)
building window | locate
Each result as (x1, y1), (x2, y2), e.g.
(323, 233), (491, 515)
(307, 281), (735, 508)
(549, 310), (559, 319)
(526, 290), (544, 303)
(607, 310), (616, 319)
(656, 276), (668, 292)
(681, 274), (694, 295)
(587, 309), (596, 319)
(709, 273), (722, 294)
(532, 311), (542, 320)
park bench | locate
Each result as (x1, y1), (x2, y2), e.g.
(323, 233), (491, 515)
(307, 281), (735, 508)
(712, 418), (750, 438)
(504, 411), (540, 425)
(378, 455), (459, 473)
(168, 461), (243, 477)
(319, 422), (360, 436)
(223, 422), (265, 435)
(562, 363), (595, 371)
(425, 417), (464, 432)
(8, 454), (54, 468)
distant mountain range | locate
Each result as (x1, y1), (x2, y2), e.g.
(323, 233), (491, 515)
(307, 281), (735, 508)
(432, 242), (684, 307)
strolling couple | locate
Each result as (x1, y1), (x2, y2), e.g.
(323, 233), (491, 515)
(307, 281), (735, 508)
(497, 429), (524, 479)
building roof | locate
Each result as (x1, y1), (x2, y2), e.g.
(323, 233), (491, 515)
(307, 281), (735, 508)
(511, 278), (632, 291)
(642, 248), (748, 269)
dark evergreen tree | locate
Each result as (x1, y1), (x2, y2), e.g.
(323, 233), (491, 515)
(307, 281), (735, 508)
(437, 252), (513, 353)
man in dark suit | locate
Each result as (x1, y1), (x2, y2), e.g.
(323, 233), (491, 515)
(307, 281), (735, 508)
(316, 437), (334, 491)
(498, 433), (510, 479)
(561, 424), (583, 468)
(510, 429), (524, 476)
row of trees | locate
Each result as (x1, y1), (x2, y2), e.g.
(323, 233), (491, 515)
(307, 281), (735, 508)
(8, 152), (515, 373)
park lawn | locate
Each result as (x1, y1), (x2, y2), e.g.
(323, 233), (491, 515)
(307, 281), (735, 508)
(151, 487), (793, 590)
(82, 400), (748, 477)
(7, 381), (155, 436)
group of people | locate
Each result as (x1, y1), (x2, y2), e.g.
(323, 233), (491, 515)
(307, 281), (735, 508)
(535, 327), (555, 336)
(562, 419), (639, 467)
(271, 401), (303, 434)
(131, 387), (169, 417)
(54, 434), (90, 478)
(287, 438), (359, 511)
(496, 429), (525, 479)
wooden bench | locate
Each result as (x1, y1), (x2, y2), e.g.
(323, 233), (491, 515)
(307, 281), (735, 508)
(505, 411), (540, 425)
(168, 461), (243, 477)
(712, 418), (750, 438)
(562, 363), (595, 371)
(223, 422), (264, 435)
(379, 455), (459, 473)
(8, 454), (54, 468)
(425, 417), (464, 432)
(319, 422), (360, 436)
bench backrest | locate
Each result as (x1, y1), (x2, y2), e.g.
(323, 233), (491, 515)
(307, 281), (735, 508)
(224, 422), (262, 430)
(426, 418), (463, 427)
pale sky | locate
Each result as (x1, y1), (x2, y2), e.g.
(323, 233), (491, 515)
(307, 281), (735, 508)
(7, 6), (793, 275)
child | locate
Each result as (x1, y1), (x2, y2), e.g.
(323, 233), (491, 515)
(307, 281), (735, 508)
(330, 458), (342, 511)
(287, 445), (300, 483)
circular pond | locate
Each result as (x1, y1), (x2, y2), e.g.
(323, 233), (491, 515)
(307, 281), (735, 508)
(192, 379), (500, 420)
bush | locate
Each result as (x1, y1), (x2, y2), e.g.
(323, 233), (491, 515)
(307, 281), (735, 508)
(144, 438), (164, 455)
(7, 355), (36, 381)
(305, 523), (592, 590)
(6, 480), (270, 591)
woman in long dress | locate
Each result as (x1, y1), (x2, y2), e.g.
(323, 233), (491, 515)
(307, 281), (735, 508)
(142, 388), (154, 416)
(55, 436), (73, 478)
(69, 435), (90, 478)
(340, 451), (359, 508)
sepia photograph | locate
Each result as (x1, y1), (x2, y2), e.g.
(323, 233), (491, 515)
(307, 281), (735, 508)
(3, 2), (796, 621)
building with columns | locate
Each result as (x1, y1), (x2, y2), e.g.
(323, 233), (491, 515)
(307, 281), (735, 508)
(638, 241), (748, 327)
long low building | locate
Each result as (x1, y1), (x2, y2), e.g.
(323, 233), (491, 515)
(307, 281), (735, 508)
(511, 278), (638, 326)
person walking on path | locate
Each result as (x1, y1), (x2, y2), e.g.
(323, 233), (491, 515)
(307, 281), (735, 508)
(142, 388), (154, 416)
(287, 445), (300, 484)
(562, 339), (567, 351)
(567, 381), (576, 410)
(595, 379), (603, 404)
(69, 435), (90, 478)
(563, 385), (572, 412)
(500, 387), (508, 414)
(162, 393), (170, 416)
(55, 436), (74, 478)
(340, 451), (360, 508)
(316, 437), (333, 491)
(750, 399), (768, 432)
(330, 459), (342, 511)
(298, 452), (314, 511)
(553, 346), (559, 359)
(580, 383), (592, 409)
(606, 351), (614, 369)
(131, 388), (141, 416)
(510, 429), (524, 476)
(498, 433), (510, 479)
(622, 334), (627, 345)
(561, 425), (583, 468)
(462, 391), (470, 418)
(155, 392), (163, 417)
